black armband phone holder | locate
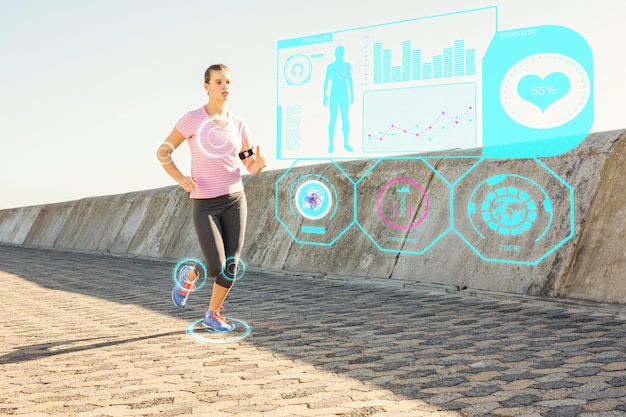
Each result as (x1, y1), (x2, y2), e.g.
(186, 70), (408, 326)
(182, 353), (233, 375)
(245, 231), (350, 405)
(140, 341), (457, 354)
(239, 148), (255, 160)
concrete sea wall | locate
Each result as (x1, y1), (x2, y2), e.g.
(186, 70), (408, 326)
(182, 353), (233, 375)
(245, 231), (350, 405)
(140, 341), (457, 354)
(1, 129), (625, 304)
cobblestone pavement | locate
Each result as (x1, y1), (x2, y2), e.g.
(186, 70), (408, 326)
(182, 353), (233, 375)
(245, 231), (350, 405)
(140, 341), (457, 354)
(1, 245), (626, 417)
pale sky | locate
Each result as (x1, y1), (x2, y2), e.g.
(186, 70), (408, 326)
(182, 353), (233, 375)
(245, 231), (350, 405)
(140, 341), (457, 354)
(1, 0), (624, 210)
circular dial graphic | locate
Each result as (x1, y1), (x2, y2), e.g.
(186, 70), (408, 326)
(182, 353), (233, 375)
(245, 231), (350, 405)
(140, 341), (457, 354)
(284, 54), (312, 85)
(294, 180), (332, 220)
(480, 187), (537, 236)
(196, 116), (236, 159)
(468, 174), (553, 242)
(500, 53), (590, 129)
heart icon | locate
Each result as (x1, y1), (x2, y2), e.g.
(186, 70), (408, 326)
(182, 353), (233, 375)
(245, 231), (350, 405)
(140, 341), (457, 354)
(517, 73), (570, 113)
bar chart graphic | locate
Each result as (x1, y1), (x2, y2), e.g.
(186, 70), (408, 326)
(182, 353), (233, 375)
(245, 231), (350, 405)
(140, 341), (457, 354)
(372, 39), (476, 84)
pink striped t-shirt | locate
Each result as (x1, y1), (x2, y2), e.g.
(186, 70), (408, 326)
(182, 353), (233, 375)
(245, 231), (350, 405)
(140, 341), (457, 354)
(175, 106), (249, 199)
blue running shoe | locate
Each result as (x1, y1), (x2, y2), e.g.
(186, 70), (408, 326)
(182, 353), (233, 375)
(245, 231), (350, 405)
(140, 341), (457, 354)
(202, 306), (234, 332)
(172, 265), (196, 308)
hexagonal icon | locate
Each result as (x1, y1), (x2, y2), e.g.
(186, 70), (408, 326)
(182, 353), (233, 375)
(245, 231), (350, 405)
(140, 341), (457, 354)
(355, 159), (452, 254)
(275, 160), (355, 246)
(453, 158), (574, 264)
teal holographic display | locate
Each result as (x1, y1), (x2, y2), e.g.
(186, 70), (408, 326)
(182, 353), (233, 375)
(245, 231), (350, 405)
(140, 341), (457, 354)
(275, 7), (591, 265)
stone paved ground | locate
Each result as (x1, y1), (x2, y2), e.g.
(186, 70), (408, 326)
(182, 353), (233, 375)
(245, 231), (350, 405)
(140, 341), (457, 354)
(1, 245), (626, 417)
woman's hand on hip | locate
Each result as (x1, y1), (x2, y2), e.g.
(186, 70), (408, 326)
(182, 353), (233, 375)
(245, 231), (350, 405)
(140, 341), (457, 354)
(177, 176), (197, 193)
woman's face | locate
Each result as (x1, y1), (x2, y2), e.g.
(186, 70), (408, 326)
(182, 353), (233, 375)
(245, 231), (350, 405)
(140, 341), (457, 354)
(205, 70), (232, 102)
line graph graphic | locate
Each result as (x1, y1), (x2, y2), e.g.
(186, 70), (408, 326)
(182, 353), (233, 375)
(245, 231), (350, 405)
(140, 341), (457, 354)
(367, 106), (474, 143)
(362, 83), (477, 153)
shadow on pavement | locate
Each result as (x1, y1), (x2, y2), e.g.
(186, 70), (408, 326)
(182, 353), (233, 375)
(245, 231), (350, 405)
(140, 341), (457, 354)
(0, 332), (180, 365)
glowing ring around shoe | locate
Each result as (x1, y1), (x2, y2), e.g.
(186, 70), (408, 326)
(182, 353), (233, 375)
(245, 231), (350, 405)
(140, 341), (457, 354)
(186, 318), (251, 343)
(172, 257), (208, 292)
(220, 256), (246, 282)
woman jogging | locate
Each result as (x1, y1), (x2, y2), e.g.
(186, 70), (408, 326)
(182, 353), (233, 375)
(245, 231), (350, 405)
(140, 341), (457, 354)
(156, 64), (267, 332)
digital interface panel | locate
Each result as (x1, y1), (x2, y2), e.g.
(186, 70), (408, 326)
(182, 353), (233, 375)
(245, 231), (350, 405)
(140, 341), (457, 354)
(277, 7), (496, 159)
(274, 6), (594, 266)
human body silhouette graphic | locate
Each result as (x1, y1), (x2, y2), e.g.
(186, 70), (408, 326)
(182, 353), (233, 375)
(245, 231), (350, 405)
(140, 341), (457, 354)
(323, 46), (354, 153)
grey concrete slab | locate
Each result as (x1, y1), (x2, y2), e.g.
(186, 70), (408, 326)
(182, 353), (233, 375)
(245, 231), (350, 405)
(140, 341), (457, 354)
(1, 245), (626, 416)
(2, 130), (626, 304)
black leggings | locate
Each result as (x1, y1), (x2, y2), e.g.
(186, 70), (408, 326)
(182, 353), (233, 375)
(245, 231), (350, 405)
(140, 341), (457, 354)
(192, 191), (247, 288)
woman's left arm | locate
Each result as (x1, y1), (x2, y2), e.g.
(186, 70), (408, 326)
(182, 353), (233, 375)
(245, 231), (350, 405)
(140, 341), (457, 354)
(241, 138), (267, 176)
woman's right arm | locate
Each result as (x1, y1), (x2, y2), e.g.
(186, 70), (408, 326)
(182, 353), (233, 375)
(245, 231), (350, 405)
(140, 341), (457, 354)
(156, 128), (197, 193)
